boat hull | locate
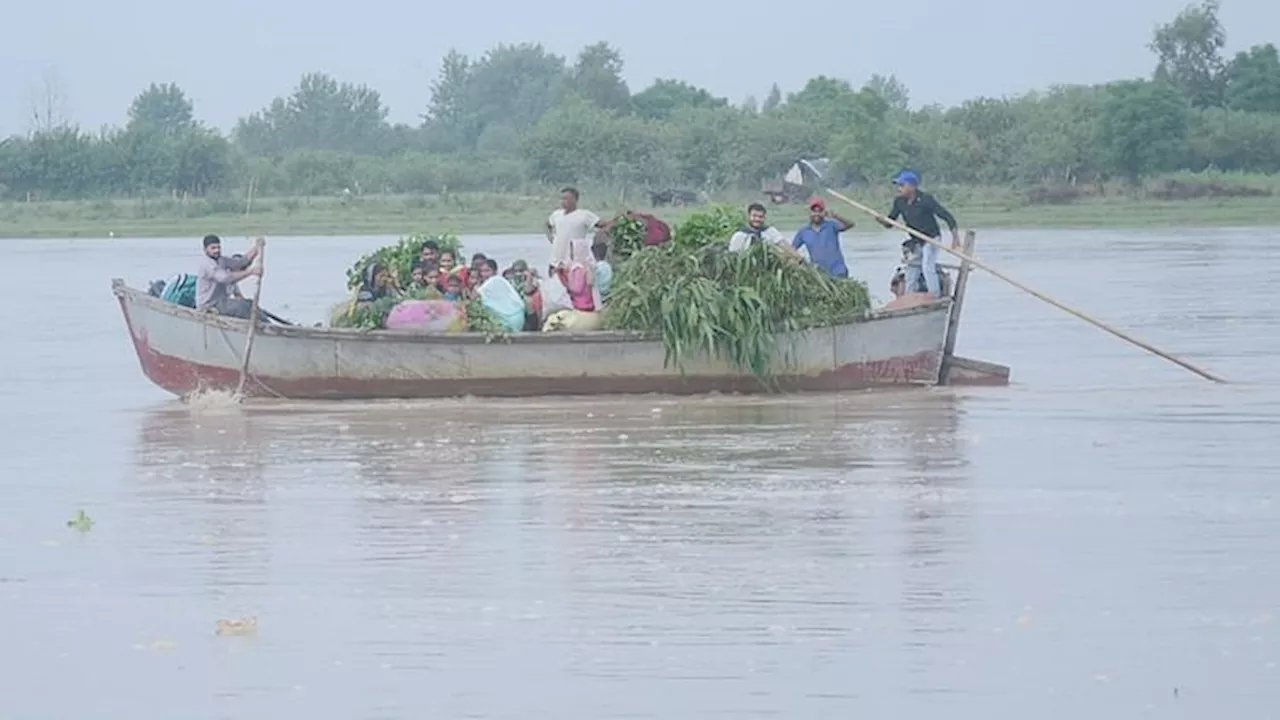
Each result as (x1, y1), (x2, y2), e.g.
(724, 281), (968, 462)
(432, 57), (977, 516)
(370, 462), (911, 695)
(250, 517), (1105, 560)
(113, 280), (962, 399)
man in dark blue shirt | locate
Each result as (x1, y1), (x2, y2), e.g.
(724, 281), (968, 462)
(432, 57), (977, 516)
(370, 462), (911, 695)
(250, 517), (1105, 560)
(878, 170), (959, 298)
(791, 197), (855, 277)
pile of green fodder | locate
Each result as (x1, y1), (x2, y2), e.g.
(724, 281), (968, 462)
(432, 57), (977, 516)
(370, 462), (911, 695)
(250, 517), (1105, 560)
(330, 232), (504, 335)
(606, 214), (647, 262)
(344, 232), (462, 290)
(602, 206), (872, 379)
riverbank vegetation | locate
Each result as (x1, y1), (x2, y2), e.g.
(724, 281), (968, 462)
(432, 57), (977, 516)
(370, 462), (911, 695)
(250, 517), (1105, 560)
(3, 0), (1278, 237)
(3, 172), (1277, 238)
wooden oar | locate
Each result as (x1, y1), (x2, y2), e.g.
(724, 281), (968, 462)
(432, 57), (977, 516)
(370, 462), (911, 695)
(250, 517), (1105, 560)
(259, 308), (294, 326)
(824, 188), (1228, 384)
(236, 242), (266, 396)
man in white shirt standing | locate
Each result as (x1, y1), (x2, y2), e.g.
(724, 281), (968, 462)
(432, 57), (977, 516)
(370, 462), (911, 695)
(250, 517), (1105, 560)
(546, 187), (604, 275)
(728, 203), (800, 257)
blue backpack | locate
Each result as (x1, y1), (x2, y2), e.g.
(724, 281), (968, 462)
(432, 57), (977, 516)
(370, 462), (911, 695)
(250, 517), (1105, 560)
(161, 273), (198, 308)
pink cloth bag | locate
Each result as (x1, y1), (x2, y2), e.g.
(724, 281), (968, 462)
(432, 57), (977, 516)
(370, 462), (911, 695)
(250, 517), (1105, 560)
(384, 299), (462, 332)
(560, 265), (596, 311)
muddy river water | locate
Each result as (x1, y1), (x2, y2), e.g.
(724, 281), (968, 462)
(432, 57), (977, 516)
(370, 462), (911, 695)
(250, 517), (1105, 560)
(1, 228), (1277, 718)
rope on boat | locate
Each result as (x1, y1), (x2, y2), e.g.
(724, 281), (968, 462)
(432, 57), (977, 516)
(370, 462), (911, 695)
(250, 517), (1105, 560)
(213, 319), (464, 399)
(216, 324), (289, 399)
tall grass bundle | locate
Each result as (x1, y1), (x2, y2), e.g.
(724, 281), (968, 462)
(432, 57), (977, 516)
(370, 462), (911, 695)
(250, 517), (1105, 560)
(603, 207), (871, 379)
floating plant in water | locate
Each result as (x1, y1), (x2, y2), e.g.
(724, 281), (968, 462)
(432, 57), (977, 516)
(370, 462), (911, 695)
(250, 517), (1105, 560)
(66, 509), (94, 532)
(216, 617), (259, 636)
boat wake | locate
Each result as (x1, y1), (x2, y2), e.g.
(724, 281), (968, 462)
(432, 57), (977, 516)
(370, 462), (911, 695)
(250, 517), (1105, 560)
(181, 388), (243, 410)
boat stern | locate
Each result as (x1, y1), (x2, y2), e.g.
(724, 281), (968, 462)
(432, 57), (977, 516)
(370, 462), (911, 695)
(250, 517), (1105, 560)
(941, 355), (1012, 386)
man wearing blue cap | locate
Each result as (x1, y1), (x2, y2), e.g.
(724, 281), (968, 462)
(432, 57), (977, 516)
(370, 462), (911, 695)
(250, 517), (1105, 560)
(879, 170), (959, 298)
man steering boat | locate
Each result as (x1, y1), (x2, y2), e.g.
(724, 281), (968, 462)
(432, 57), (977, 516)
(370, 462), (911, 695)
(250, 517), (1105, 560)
(878, 170), (960, 298)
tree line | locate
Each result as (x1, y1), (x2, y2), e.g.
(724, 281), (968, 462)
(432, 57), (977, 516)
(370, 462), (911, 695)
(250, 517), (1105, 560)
(2, 0), (1278, 202)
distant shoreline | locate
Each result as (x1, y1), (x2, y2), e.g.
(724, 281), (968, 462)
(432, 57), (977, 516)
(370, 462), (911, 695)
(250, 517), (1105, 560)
(2, 189), (1277, 239)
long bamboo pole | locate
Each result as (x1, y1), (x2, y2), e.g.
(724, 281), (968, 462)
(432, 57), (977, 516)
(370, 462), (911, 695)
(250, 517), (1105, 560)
(825, 188), (1227, 384)
(236, 243), (265, 396)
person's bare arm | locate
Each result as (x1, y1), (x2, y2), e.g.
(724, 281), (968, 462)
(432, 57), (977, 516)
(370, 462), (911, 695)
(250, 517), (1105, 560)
(831, 213), (855, 232)
(242, 236), (265, 263)
(213, 266), (260, 285)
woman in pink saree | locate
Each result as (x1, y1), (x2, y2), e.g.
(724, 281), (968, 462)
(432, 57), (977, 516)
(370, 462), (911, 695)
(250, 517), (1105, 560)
(552, 239), (602, 311)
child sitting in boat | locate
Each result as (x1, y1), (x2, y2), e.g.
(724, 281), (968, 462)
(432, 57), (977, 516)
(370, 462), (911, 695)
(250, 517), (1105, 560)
(442, 274), (465, 302)
(883, 242), (952, 310)
(896, 240), (952, 297)
(409, 263), (430, 291)
(592, 243), (613, 298)
(426, 265), (443, 292)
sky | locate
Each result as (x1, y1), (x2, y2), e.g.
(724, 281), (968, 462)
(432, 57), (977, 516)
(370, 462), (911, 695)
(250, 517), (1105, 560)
(3, 0), (1277, 137)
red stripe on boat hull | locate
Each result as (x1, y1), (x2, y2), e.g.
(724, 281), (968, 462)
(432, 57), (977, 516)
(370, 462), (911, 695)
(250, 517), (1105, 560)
(124, 327), (941, 399)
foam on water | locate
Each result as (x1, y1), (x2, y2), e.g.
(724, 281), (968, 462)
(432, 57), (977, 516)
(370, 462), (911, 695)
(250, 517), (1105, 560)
(181, 387), (244, 410)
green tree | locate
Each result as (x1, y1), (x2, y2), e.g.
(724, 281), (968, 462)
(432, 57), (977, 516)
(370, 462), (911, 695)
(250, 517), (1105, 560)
(668, 106), (748, 189)
(234, 72), (390, 155)
(746, 77), (912, 184)
(9, 37), (1280, 204)
(280, 149), (357, 195)
(522, 99), (668, 188)
(740, 113), (828, 182)
(1006, 86), (1105, 183)
(865, 74), (910, 112)
(945, 97), (1024, 182)
(1224, 43), (1280, 113)
(1187, 108), (1280, 171)
(631, 79), (727, 120)
(169, 128), (232, 195)
(113, 82), (232, 196)
(569, 42), (630, 112)
(423, 49), (474, 149)
(762, 83), (782, 112)
(1, 127), (106, 199)
(1098, 79), (1191, 181)
(823, 88), (903, 183)
(900, 108), (983, 184)
(1150, 0), (1227, 108)
(458, 43), (567, 146)
(126, 82), (194, 137)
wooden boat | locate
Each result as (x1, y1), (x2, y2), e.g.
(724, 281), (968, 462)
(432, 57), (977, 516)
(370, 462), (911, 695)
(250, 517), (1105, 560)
(112, 233), (1009, 399)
